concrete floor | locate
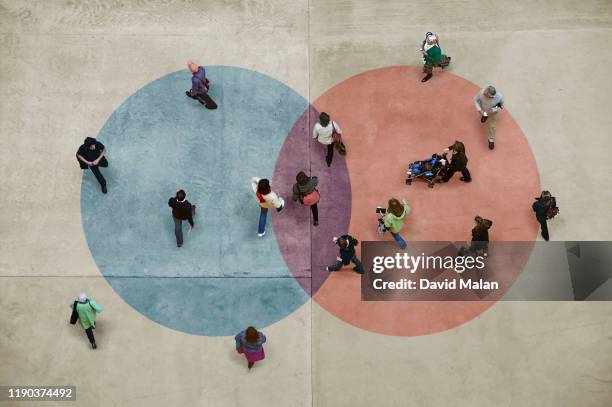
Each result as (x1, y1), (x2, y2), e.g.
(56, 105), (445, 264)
(1, 0), (612, 406)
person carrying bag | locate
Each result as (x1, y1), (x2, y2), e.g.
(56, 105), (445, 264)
(292, 171), (320, 226)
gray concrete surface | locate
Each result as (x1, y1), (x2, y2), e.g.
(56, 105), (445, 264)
(1, 0), (612, 406)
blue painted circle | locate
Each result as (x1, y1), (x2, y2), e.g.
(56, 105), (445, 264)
(80, 66), (310, 336)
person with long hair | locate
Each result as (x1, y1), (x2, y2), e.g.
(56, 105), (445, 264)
(292, 171), (319, 226)
(312, 112), (342, 167)
(382, 198), (410, 249)
(235, 326), (267, 370)
(439, 140), (471, 183)
(251, 177), (284, 237)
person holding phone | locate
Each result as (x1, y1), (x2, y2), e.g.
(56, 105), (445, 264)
(473, 85), (505, 150)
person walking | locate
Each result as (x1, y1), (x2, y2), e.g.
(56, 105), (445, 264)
(457, 216), (493, 266)
(438, 140), (471, 183)
(69, 292), (103, 349)
(251, 177), (284, 237)
(419, 32), (451, 83)
(326, 234), (364, 274)
(185, 61), (217, 109)
(235, 326), (266, 370)
(168, 190), (195, 247)
(532, 191), (556, 241)
(473, 85), (505, 150)
(292, 171), (320, 226)
(76, 137), (108, 194)
(312, 112), (342, 167)
(382, 198), (410, 249)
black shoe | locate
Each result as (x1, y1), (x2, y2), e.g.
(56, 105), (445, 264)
(177, 244), (182, 248)
(313, 221), (318, 226)
(421, 74), (433, 82)
(460, 177), (472, 182)
(481, 115), (488, 123)
(488, 141), (494, 150)
(352, 267), (364, 274)
(101, 185), (107, 194)
(91, 342), (97, 349)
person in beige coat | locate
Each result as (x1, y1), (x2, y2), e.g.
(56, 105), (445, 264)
(251, 177), (285, 237)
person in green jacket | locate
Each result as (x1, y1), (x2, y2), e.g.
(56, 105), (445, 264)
(70, 292), (103, 349)
(382, 198), (410, 249)
(419, 33), (451, 82)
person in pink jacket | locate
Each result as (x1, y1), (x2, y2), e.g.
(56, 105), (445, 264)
(251, 177), (285, 237)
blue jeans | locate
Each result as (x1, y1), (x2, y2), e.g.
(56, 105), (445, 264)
(258, 208), (268, 234)
(391, 232), (407, 249)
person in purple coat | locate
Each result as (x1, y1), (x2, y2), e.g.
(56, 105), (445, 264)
(235, 326), (267, 370)
(185, 61), (217, 109)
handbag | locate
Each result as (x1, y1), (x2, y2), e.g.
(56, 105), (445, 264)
(70, 300), (94, 325)
(302, 190), (320, 206)
(331, 122), (346, 156)
(70, 301), (79, 325)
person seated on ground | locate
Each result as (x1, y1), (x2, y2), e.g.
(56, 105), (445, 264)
(326, 235), (365, 274)
(460, 216), (493, 256)
(438, 140), (471, 183)
(419, 32), (451, 82)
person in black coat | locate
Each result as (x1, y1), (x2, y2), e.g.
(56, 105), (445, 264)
(326, 235), (364, 274)
(532, 191), (554, 241)
(438, 140), (471, 183)
(168, 190), (196, 247)
(76, 137), (108, 193)
(460, 216), (492, 256)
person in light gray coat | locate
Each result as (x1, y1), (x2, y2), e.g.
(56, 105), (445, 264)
(473, 85), (505, 150)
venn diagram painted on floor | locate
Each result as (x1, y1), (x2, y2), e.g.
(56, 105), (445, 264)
(81, 65), (540, 337)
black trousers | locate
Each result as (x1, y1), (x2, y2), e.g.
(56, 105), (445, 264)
(89, 157), (108, 186)
(311, 203), (318, 223)
(85, 327), (96, 344)
(442, 167), (471, 182)
(538, 218), (549, 241)
(326, 144), (334, 167)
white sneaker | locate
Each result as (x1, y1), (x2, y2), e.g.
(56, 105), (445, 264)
(258, 231), (266, 237)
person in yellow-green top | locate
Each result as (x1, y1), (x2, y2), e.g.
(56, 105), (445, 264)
(419, 33), (451, 83)
(70, 292), (103, 349)
(382, 198), (410, 249)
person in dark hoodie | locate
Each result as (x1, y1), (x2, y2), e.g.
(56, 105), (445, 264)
(185, 61), (217, 109)
(532, 190), (555, 241)
(326, 234), (364, 274)
(292, 171), (319, 226)
(168, 189), (196, 247)
(438, 140), (471, 183)
(76, 137), (108, 193)
(460, 216), (493, 256)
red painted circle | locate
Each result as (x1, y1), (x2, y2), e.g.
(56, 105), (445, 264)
(311, 66), (540, 336)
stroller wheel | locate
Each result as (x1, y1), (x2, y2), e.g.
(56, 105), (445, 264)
(428, 181), (434, 188)
(406, 178), (412, 185)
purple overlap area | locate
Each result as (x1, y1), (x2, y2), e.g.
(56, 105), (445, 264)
(272, 106), (352, 295)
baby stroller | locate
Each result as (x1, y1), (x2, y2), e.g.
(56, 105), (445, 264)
(405, 152), (449, 188)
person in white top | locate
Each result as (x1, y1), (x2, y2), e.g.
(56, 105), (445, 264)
(473, 85), (505, 150)
(251, 177), (284, 237)
(312, 112), (342, 167)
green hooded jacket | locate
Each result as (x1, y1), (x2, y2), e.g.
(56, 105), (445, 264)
(69, 300), (103, 329)
(383, 200), (411, 234)
(425, 45), (442, 63)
